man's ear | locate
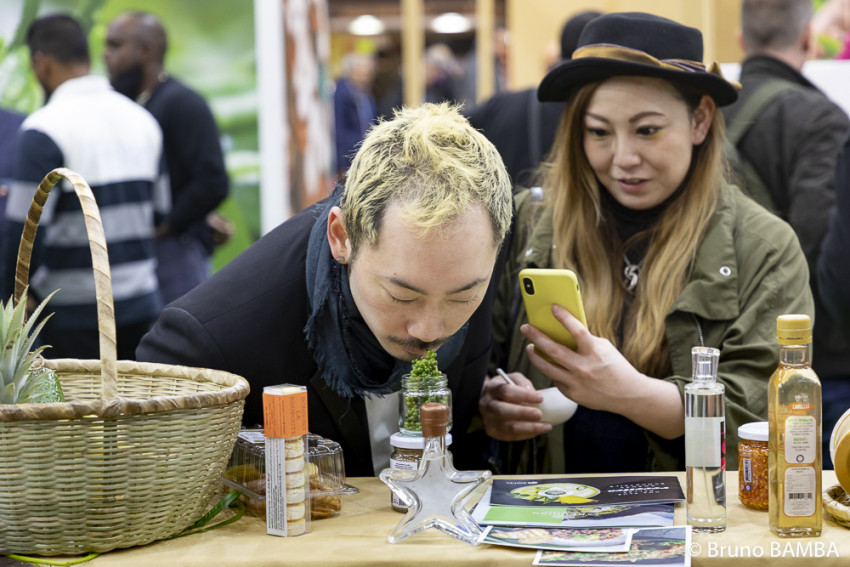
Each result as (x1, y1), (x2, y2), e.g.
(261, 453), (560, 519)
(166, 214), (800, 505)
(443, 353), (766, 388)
(326, 206), (351, 263)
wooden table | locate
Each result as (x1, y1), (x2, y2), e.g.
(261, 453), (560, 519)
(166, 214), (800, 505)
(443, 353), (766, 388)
(82, 472), (849, 566)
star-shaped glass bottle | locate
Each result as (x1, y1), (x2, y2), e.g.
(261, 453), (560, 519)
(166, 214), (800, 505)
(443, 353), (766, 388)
(379, 402), (491, 544)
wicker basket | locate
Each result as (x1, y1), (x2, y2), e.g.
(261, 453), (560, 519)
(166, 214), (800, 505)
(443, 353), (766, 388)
(0, 168), (250, 555)
(825, 484), (850, 529)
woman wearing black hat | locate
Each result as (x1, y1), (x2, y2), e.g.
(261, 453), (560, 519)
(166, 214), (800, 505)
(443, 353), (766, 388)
(482, 12), (814, 474)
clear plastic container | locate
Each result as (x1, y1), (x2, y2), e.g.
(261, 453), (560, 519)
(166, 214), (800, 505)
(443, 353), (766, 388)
(398, 373), (452, 436)
(222, 431), (356, 520)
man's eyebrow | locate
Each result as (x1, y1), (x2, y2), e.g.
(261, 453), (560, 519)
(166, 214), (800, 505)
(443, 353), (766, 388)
(387, 276), (488, 295)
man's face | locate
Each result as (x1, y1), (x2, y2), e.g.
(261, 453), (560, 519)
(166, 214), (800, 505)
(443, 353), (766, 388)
(345, 202), (499, 362)
(103, 17), (144, 97)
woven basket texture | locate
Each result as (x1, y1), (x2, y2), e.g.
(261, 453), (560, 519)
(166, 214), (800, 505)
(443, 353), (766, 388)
(825, 484), (850, 529)
(0, 169), (250, 555)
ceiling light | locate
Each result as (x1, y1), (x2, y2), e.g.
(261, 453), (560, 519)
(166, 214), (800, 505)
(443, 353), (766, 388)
(430, 12), (472, 34)
(348, 14), (385, 36)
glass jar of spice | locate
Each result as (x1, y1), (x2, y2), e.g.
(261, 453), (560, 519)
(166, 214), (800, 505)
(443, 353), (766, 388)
(388, 432), (453, 512)
(738, 421), (769, 510)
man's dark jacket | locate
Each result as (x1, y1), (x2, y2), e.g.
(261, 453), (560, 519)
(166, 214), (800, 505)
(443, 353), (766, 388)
(722, 55), (850, 376)
(136, 197), (499, 476)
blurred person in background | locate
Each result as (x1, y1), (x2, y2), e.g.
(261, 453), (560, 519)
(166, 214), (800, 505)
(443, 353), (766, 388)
(466, 10), (602, 187)
(818, 132), (850, 329)
(0, 107), (25, 267)
(104, 11), (230, 306)
(722, 0), (850, 468)
(424, 43), (464, 105)
(2, 14), (162, 359)
(334, 52), (377, 175)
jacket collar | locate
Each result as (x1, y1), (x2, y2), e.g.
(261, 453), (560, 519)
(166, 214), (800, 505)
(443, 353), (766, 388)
(521, 183), (741, 321)
(740, 55), (816, 90)
(49, 75), (111, 102)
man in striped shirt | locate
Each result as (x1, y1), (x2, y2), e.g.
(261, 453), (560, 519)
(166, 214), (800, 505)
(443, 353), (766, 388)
(2, 14), (163, 359)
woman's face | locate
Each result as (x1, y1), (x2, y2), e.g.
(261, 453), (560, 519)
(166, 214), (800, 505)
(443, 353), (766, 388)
(582, 76), (715, 210)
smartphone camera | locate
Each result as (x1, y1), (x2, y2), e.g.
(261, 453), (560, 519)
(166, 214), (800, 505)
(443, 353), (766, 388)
(522, 277), (535, 295)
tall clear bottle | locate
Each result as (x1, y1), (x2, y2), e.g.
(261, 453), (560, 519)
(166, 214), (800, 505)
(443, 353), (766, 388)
(769, 314), (822, 537)
(685, 346), (726, 532)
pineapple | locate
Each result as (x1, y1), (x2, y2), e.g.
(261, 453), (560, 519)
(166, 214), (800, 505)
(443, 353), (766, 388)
(0, 289), (64, 404)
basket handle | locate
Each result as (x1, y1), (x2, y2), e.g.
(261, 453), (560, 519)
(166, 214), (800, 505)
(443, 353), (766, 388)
(14, 167), (118, 402)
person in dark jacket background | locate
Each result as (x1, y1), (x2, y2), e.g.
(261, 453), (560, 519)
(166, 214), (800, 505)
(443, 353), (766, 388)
(0, 107), (25, 267)
(465, 10), (601, 187)
(333, 52), (377, 175)
(137, 104), (512, 477)
(104, 12), (230, 305)
(722, 0), (850, 467)
(818, 132), (850, 331)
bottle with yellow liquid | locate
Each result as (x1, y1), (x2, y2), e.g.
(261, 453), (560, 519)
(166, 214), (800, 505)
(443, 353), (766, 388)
(768, 314), (822, 537)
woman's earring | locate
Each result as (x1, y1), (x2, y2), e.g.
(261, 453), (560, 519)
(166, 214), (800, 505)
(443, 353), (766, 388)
(336, 256), (345, 264)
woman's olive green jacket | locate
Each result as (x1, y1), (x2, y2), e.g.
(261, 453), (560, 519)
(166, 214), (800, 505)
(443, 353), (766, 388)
(491, 182), (814, 473)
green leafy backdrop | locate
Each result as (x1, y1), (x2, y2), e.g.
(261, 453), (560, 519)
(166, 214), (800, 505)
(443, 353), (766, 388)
(0, 0), (260, 270)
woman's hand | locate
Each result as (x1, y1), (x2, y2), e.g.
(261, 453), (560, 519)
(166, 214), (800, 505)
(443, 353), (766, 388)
(521, 304), (685, 439)
(479, 371), (552, 441)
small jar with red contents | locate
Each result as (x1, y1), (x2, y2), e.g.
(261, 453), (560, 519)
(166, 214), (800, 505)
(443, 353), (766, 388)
(738, 421), (769, 510)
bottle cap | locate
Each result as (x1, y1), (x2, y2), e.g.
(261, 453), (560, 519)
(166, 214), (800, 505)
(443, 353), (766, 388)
(691, 346), (719, 384)
(390, 432), (453, 449)
(776, 314), (811, 345)
(738, 421), (769, 442)
(420, 402), (448, 438)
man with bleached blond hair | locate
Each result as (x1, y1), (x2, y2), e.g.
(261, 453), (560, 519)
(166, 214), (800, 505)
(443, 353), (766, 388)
(138, 103), (512, 477)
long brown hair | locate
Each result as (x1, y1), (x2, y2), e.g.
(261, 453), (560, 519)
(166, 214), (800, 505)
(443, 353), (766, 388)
(540, 79), (725, 377)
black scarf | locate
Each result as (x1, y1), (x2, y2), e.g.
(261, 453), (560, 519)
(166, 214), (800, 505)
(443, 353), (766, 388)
(303, 187), (468, 398)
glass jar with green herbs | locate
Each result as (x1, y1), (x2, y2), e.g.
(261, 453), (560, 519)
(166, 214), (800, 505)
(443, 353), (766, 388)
(398, 351), (452, 436)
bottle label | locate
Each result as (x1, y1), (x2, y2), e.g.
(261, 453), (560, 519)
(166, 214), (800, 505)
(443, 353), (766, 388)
(685, 416), (724, 468)
(390, 458), (418, 472)
(389, 458), (419, 509)
(784, 466), (816, 517)
(743, 457), (752, 484)
(784, 416), (816, 464)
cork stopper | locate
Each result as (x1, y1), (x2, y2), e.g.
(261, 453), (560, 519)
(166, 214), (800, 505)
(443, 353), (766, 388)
(777, 314), (812, 345)
(420, 402), (448, 438)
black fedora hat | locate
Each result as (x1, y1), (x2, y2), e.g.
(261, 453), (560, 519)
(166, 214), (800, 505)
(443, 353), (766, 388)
(538, 12), (739, 106)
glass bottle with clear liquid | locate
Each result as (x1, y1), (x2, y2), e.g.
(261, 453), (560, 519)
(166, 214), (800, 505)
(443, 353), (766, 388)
(685, 346), (726, 532)
(769, 314), (822, 537)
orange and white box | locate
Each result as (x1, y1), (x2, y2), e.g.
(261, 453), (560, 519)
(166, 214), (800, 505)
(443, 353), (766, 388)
(263, 384), (310, 537)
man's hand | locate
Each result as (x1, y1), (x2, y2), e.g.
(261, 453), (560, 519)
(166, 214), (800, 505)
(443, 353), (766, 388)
(479, 371), (552, 441)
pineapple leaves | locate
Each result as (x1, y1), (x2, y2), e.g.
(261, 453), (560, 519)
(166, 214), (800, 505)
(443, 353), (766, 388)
(0, 288), (57, 404)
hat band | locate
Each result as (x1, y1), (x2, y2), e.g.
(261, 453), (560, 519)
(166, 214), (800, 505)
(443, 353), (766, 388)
(573, 44), (739, 88)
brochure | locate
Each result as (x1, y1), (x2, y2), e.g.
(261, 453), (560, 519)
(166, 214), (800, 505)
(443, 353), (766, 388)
(472, 487), (675, 528)
(480, 526), (633, 553)
(532, 526), (691, 566)
(489, 476), (684, 508)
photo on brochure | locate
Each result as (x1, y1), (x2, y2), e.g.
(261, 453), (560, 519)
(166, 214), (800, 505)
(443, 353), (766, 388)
(472, 487), (676, 528)
(480, 526), (633, 553)
(489, 476), (685, 507)
(532, 526), (691, 567)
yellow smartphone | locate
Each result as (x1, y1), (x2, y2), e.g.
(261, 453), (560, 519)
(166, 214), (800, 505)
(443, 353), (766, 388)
(519, 268), (588, 351)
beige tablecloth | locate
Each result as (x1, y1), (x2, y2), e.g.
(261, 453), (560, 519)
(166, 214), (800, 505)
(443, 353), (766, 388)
(86, 471), (849, 567)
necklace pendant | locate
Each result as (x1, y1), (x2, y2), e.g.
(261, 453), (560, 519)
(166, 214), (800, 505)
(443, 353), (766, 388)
(624, 264), (639, 291)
